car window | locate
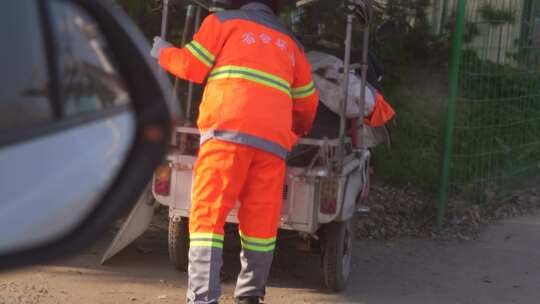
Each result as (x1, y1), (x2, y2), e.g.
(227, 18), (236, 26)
(48, 0), (131, 118)
(0, 2), (53, 133)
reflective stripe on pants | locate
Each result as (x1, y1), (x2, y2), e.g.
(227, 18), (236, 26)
(235, 232), (276, 298)
(187, 140), (285, 303)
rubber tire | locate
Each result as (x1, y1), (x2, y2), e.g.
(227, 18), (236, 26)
(168, 217), (189, 271)
(322, 219), (353, 291)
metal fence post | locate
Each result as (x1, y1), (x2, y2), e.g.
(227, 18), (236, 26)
(437, 0), (466, 227)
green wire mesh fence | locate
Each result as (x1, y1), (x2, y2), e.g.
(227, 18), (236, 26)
(438, 0), (540, 222)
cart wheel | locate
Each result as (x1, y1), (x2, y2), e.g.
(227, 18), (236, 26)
(322, 219), (353, 291)
(168, 217), (189, 271)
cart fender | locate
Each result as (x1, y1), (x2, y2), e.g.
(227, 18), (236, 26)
(336, 169), (363, 222)
(101, 183), (156, 264)
(336, 150), (370, 221)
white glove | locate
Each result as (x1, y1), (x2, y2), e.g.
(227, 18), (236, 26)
(150, 36), (173, 59)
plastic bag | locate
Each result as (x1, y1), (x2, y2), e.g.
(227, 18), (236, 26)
(307, 51), (376, 118)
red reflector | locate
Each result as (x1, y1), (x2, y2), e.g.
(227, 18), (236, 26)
(154, 164), (172, 196)
(320, 180), (338, 214)
(320, 200), (337, 214)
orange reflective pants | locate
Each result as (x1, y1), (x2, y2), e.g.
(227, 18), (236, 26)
(187, 140), (285, 303)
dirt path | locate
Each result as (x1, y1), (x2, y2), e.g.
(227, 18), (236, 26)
(2, 214), (540, 304)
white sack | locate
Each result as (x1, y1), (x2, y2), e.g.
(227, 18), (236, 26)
(307, 51), (375, 118)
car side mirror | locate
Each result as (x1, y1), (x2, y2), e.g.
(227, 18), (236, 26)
(0, 0), (173, 270)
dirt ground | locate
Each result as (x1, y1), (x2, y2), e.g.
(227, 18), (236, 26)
(1, 213), (540, 304)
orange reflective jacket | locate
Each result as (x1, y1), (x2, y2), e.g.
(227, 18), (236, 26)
(159, 3), (318, 159)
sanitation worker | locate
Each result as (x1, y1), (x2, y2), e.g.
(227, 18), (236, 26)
(151, 0), (318, 303)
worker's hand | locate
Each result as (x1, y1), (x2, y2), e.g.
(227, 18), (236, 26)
(150, 36), (173, 59)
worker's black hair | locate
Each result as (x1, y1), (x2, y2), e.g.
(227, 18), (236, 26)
(239, 0), (278, 13)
